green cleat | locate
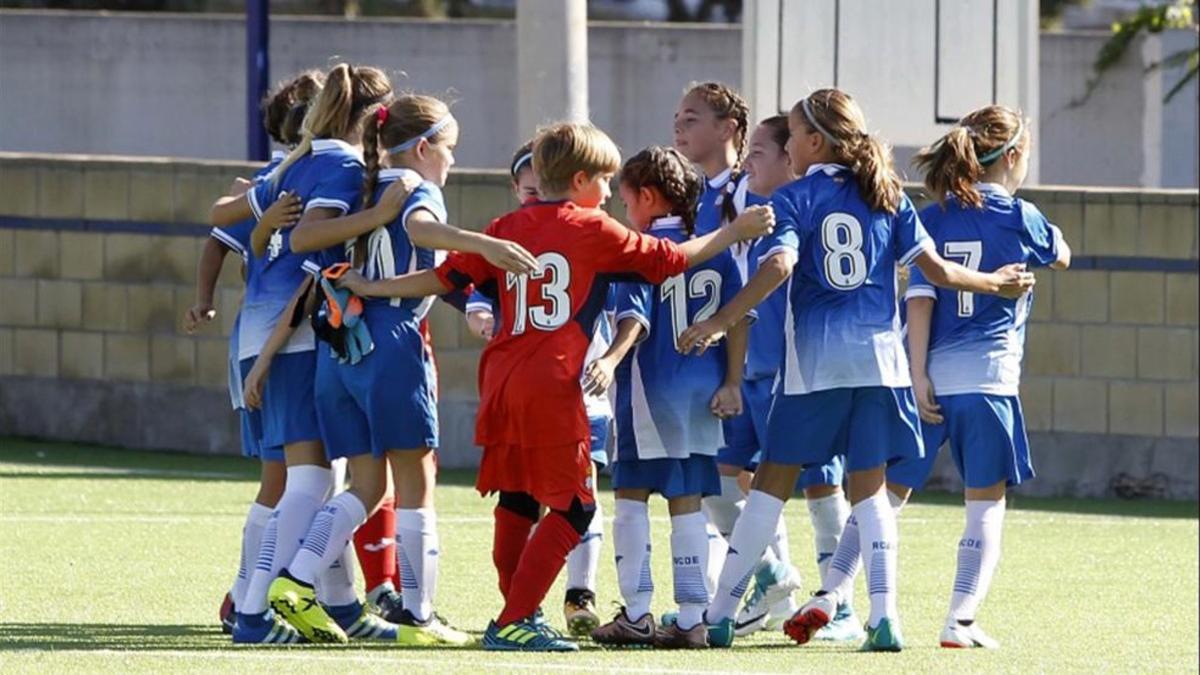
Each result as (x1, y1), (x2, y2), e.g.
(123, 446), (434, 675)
(705, 615), (736, 648)
(268, 573), (348, 644)
(860, 617), (904, 652)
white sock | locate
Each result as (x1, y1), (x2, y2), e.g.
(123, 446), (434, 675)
(241, 465), (332, 615)
(566, 498), (603, 592)
(948, 499), (1006, 622)
(330, 458), (348, 493)
(397, 507), (439, 622)
(807, 493), (850, 584)
(232, 502), (272, 608)
(709, 490), (785, 622)
(705, 520), (728, 596)
(670, 511), (711, 630)
(855, 493), (899, 628)
(314, 542), (361, 607)
(768, 509), (792, 567)
(702, 475), (745, 537)
(612, 499), (653, 619)
(822, 513), (859, 599)
(888, 489), (906, 510)
(289, 491), (368, 586)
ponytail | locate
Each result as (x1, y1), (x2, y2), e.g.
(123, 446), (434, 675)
(792, 89), (903, 214)
(914, 104), (1027, 209)
(271, 63), (392, 187)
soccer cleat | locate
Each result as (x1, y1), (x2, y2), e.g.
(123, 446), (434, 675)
(591, 608), (656, 647)
(734, 581), (769, 636)
(861, 617), (904, 652)
(704, 615), (736, 648)
(659, 611), (678, 628)
(394, 609), (472, 646)
(483, 618), (580, 652)
(365, 583), (406, 624)
(814, 602), (866, 642)
(654, 621), (709, 649)
(328, 601), (401, 641)
(759, 561), (803, 612)
(231, 610), (307, 645)
(940, 621), (1000, 649)
(268, 573), (348, 644)
(783, 593), (836, 645)
(220, 592), (236, 635)
(766, 596), (800, 631)
(563, 589), (600, 638)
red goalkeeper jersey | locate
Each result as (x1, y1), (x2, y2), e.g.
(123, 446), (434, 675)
(435, 200), (689, 449)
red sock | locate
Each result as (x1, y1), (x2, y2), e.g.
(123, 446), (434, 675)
(353, 497), (397, 592)
(496, 512), (581, 626)
(493, 504), (536, 599)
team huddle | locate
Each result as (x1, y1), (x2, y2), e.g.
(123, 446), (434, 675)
(186, 61), (1070, 653)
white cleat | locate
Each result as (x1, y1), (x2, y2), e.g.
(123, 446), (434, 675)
(939, 621), (1000, 649)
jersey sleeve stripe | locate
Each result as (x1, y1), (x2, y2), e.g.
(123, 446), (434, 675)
(756, 244), (797, 265)
(305, 198), (351, 214)
(209, 227), (245, 253)
(615, 309), (652, 342)
(246, 189), (264, 221)
(904, 285), (937, 300)
(301, 259), (322, 276)
(898, 238), (934, 267)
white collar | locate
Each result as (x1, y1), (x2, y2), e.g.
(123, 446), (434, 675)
(707, 167), (733, 189)
(270, 150), (287, 161)
(975, 182), (1012, 198)
(379, 167), (423, 183)
(312, 138), (363, 161)
(649, 215), (684, 232)
(804, 162), (847, 178)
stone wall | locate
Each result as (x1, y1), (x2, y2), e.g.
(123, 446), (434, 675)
(0, 152), (1196, 497)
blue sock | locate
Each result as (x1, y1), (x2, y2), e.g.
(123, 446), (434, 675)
(325, 600), (365, 629)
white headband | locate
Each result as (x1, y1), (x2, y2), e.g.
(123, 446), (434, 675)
(387, 115), (452, 155)
(801, 97), (840, 147)
(511, 151), (534, 177)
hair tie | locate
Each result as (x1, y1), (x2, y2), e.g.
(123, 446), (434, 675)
(511, 151), (534, 178)
(977, 119), (1025, 165)
(387, 115), (452, 155)
(376, 107), (389, 126)
(801, 97), (840, 147)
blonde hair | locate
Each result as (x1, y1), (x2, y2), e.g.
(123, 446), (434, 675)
(271, 63), (392, 185)
(913, 105), (1028, 209)
(532, 123), (621, 195)
(791, 88), (903, 214)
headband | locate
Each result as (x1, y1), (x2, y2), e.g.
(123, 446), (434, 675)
(977, 119), (1025, 165)
(387, 115), (452, 155)
(511, 151), (534, 177)
(801, 97), (840, 147)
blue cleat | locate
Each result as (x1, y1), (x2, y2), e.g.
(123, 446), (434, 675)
(231, 610), (307, 645)
(814, 602), (867, 642)
(705, 615), (736, 648)
(483, 618), (580, 652)
(861, 617), (904, 652)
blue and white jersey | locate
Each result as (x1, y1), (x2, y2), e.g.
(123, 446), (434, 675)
(743, 233), (788, 381)
(906, 183), (1063, 396)
(695, 168), (756, 236)
(360, 168), (447, 321)
(467, 285), (616, 419)
(762, 163), (932, 395)
(240, 139), (364, 360)
(614, 216), (743, 460)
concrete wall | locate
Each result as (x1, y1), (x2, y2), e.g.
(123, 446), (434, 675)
(0, 153), (1197, 496)
(0, 10), (737, 170)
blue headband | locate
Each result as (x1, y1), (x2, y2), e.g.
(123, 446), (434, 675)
(387, 115), (452, 155)
(511, 151), (534, 177)
(977, 119), (1024, 165)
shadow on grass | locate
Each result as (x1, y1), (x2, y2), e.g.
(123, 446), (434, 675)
(908, 489), (1199, 520)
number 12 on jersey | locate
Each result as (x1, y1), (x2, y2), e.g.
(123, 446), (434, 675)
(661, 270), (722, 342)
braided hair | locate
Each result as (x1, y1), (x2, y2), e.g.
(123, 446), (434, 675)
(620, 146), (704, 236)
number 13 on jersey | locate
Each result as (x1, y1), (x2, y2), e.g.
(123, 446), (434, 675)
(506, 252), (572, 334)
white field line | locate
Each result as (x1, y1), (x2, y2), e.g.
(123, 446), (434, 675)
(0, 465), (248, 479)
(1, 648), (790, 674)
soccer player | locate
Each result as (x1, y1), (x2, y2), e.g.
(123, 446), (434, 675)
(726, 115), (862, 641)
(210, 63), (398, 644)
(678, 88), (1035, 651)
(583, 146), (741, 649)
(465, 142), (613, 637)
(187, 69), (323, 637)
(336, 121), (774, 652)
(897, 104), (1069, 648)
(256, 92), (534, 645)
